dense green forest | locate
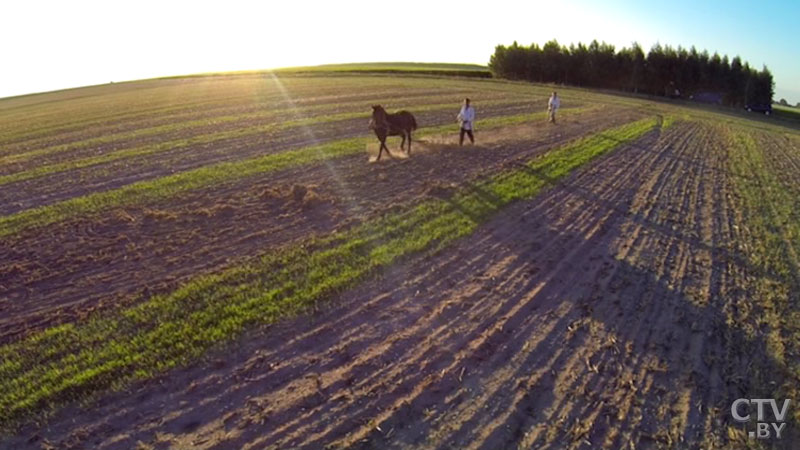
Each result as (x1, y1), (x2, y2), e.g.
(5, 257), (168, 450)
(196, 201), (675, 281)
(489, 40), (774, 106)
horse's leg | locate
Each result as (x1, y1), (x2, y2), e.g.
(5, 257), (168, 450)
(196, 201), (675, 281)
(383, 141), (394, 158)
(400, 133), (406, 152)
(407, 130), (412, 155)
(380, 139), (393, 159)
(376, 135), (386, 161)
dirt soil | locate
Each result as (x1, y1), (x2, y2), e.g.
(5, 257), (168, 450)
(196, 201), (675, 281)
(0, 101), (543, 215)
(0, 88), (472, 155)
(0, 107), (643, 344)
(6, 120), (786, 449)
(0, 88), (489, 174)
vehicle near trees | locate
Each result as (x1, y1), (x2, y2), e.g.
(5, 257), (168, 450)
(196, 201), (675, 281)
(745, 103), (772, 115)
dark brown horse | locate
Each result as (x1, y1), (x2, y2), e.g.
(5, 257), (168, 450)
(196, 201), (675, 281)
(368, 105), (417, 161)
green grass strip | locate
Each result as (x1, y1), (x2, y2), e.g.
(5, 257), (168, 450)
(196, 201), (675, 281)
(0, 107), (593, 238)
(0, 87), (492, 160)
(0, 77), (445, 145)
(0, 95), (527, 168)
(0, 88), (400, 154)
(0, 116), (657, 429)
(725, 126), (800, 426)
(727, 129), (800, 356)
(0, 91), (268, 149)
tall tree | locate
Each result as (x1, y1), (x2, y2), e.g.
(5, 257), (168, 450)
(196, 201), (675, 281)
(488, 39), (773, 106)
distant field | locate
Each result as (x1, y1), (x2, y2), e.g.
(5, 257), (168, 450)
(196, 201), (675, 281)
(275, 61), (489, 72)
(773, 103), (800, 122)
(275, 61), (492, 78)
(1, 69), (799, 449)
(773, 104), (799, 112)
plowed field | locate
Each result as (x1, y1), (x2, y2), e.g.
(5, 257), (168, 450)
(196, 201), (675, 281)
(1, 73), (798, 449)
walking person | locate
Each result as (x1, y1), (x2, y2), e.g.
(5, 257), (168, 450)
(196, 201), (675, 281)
(548, 91), (560, 123)
(457, 98), (475, 145)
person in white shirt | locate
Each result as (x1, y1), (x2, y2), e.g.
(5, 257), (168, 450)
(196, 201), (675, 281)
(548, 91), (560, 123)
(457, 98), (475, 145)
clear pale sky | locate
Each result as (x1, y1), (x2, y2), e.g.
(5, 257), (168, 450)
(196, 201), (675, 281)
(2, 0), (798, 103)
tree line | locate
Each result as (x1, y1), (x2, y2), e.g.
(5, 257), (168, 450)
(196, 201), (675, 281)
(489, 40), (774, 106)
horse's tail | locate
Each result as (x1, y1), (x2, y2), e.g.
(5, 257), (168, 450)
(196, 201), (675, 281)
(410, 114), (417, 131)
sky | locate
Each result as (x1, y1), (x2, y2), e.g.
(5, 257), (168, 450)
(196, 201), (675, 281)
(1, 0), (798, 104)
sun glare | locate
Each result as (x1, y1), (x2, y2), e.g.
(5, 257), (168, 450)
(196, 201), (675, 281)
(267, 72), (362, 215)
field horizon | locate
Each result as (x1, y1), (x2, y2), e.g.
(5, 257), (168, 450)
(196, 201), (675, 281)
(4, 62), (796, 132)
(0, 62), (490, 104)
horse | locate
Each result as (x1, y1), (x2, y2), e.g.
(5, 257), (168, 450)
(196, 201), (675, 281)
(368, 105), (417, 161)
